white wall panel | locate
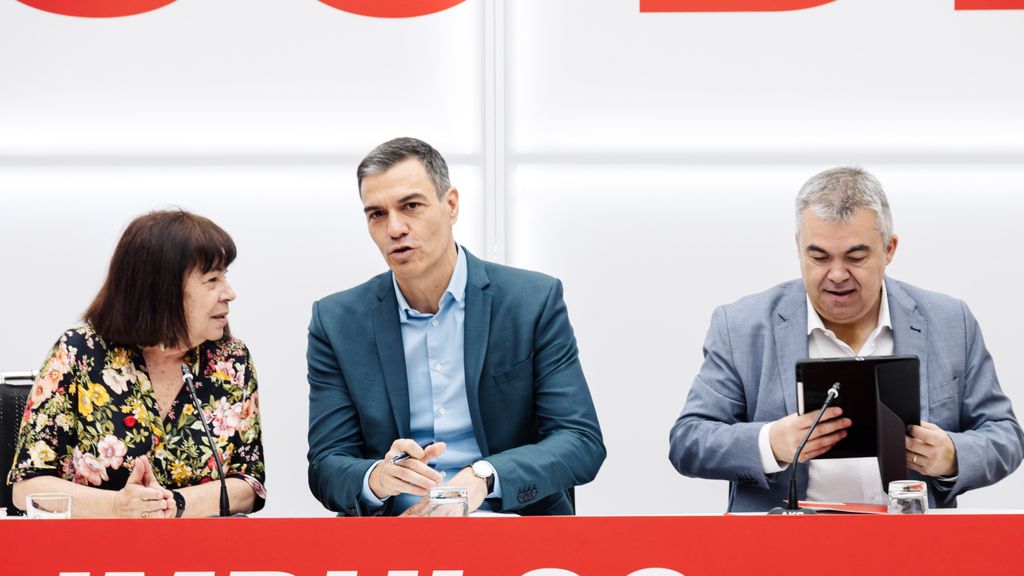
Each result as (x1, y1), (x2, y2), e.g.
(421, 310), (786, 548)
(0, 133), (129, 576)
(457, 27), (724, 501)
(510, 164), (1024, 514)
(507, 0), (1024, 156)
(0, 0), (483, 157)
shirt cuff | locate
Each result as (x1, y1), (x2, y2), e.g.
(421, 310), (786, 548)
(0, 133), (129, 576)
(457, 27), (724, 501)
(759, 422), (788, 474)
(360, 461), (388, 509)
(226, 473), (267, 513)
(227, 473), (267, 500)
(482, 460), (502, 499)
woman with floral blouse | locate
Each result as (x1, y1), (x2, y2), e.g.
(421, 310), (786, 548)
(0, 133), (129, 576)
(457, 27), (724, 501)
(8, 210), (266, 518)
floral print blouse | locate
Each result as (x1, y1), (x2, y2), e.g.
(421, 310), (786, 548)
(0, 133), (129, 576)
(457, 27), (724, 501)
(7, 326), (266, 511)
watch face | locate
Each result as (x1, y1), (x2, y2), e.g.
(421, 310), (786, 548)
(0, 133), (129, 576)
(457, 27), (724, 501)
(472, 461), (495, 495)
(472, 461), (493, 478)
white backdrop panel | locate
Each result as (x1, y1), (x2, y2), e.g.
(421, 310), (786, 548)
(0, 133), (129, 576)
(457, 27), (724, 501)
(0, 0), (484, 157)
(507, 0), (1024, 156)
(0, 163), (485, 518)
(510, 163), (1024, 515)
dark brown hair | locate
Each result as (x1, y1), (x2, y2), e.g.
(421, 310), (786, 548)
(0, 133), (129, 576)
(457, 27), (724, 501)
(84, 210), (236, 349)
(357, 137), (451, 199)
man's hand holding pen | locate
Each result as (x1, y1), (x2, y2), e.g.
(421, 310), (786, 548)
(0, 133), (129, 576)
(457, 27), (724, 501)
(369, 439), (447, 500)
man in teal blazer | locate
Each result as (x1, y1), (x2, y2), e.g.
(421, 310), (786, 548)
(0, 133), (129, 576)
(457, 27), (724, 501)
(307, 138), (605, 516)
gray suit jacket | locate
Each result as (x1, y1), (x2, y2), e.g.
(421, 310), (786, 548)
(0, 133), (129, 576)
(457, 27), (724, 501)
(669, 278), (1023, 512)
(306, 249), (605, 516)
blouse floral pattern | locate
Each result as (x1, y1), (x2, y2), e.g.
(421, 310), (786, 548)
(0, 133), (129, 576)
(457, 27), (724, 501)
(7, 326), (266, 510)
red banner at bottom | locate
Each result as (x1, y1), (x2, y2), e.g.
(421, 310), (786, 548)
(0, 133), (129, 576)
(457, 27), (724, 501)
(3, 514), (1022, 575)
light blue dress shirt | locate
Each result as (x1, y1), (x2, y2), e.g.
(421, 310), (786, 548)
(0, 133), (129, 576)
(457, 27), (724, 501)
(360, 246), (501, 512)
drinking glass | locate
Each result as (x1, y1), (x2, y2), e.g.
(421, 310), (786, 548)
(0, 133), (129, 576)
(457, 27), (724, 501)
(887, 480), (928, 514)
(25, 493), (72, 519)
(428, 486), (468, 517)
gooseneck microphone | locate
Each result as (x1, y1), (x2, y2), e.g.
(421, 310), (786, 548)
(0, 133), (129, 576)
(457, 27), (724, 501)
(768, 382), (841, 515)
(182, 363), (231, 518)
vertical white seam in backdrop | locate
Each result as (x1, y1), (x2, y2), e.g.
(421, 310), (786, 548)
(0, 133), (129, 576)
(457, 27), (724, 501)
(483, 0), (508, 265)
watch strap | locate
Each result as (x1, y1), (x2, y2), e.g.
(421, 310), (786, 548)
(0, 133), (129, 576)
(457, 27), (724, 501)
(171, 490), (185, 518)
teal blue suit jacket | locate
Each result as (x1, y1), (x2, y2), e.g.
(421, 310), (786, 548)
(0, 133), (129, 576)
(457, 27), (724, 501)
(307, 250), (605, 516)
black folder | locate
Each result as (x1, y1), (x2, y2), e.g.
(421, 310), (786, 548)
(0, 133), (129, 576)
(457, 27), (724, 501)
(796, 356), (920, 488)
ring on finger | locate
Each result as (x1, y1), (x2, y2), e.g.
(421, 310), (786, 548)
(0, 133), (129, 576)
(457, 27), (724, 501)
(912, 454), (919, 464)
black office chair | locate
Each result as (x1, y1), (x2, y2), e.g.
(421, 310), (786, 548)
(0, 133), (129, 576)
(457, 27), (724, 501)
(1, 371), (35, 516)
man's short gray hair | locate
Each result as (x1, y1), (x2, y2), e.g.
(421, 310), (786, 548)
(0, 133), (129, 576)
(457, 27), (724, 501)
(356, 137), (451, 199)
(795, 166), (894, 245)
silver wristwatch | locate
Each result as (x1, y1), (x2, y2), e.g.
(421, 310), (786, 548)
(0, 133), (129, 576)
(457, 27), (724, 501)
(471, 460), (496, 495)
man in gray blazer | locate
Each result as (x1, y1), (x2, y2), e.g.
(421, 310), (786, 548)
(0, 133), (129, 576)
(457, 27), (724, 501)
(307, 137), (605, 516)
(669, 167), (1023, 512)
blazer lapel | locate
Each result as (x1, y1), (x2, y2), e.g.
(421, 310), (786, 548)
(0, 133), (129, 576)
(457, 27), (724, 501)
(774, 283), (810, 415)
(462, 250), (492, 455)
(373, 274), (411, 438)
(887, 279), (930, 421)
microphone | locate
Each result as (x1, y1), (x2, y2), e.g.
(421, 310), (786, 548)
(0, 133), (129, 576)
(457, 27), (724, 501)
(182, 363), (232, 518)
(768, 382), (841, 515)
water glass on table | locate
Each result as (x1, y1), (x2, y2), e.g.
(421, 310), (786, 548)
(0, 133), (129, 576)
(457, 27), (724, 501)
(887, 480), (928, 514)
(25, 493), (72, 519)
(428, 486), (468, 517)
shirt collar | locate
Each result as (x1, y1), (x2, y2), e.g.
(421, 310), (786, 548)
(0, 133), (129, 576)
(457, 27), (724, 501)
(806, 280), (891, 336)
(393, 244), (467, 322)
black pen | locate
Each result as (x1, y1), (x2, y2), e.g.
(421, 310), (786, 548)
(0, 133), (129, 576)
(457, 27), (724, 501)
(389, 441), (435, 465)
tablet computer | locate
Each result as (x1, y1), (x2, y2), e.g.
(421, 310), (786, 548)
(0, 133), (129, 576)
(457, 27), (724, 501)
(796, 355), (920, 460)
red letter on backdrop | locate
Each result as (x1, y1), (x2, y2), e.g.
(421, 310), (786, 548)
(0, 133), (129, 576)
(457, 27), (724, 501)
(955, 0), (1024, 8)
(318, 0), (466, 18)
(16, 0), (176, 17)
(640, 0), (835, 11)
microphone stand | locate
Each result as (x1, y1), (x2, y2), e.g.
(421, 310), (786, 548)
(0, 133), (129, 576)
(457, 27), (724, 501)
(182, 363), (237, 518)
(768, 383), (840, 515)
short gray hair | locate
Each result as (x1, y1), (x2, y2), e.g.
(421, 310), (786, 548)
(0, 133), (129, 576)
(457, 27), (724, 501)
(356, 137), (451, 199)
(795, 167), (893, 245)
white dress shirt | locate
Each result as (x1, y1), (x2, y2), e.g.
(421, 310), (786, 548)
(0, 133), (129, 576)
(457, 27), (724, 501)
(757, 284), (892, 505)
